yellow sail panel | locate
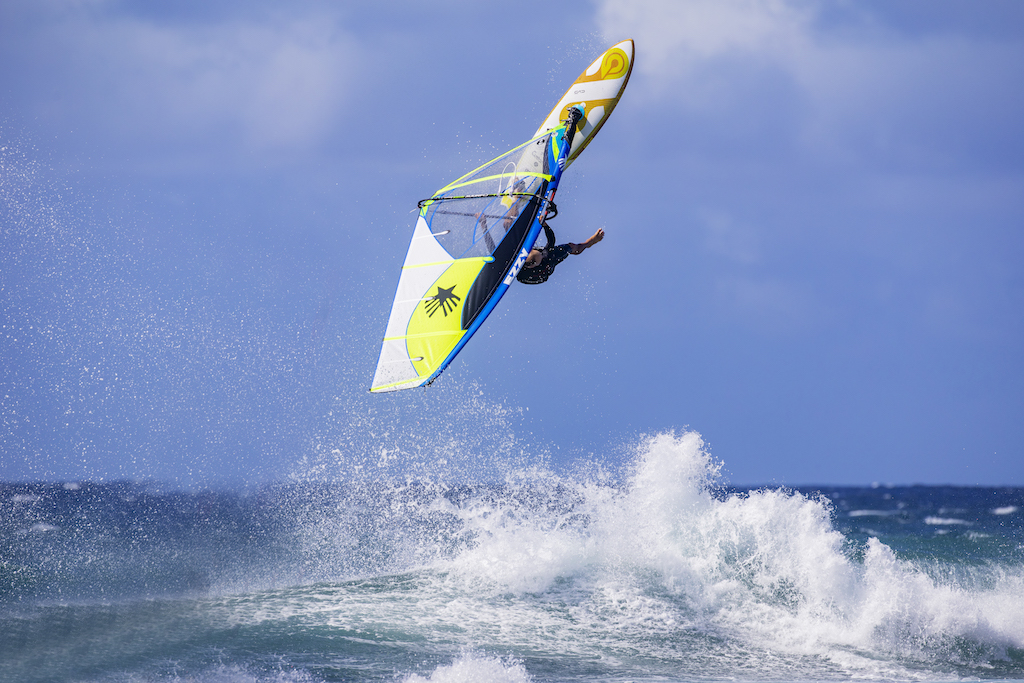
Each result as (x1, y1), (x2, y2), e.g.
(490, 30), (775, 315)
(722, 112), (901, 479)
(405, 257), (490, 377)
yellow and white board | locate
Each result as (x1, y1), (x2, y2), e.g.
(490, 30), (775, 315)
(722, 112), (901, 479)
(533, 39), (634, 168)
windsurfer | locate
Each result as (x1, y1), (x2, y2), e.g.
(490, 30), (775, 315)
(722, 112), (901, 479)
(516, 222), (604, 285)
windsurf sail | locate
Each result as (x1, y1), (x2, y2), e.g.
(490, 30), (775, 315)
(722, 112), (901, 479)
(370, 108), (583, 392)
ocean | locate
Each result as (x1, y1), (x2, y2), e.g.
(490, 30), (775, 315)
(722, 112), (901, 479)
(2, 432), (1022, 683)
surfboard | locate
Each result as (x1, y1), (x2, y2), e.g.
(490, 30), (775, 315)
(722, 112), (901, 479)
(533, 39), (634, 168)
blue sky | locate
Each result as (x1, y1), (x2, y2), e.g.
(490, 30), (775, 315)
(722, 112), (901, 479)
(2, 0), (1022, 487)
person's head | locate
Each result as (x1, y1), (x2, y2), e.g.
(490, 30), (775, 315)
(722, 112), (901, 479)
(524, 249), (544, 268)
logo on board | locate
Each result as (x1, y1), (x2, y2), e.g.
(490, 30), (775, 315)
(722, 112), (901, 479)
(424, 285), (461, 317)
(600, 48), (629, 80)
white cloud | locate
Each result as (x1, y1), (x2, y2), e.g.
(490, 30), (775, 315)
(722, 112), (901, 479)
(596, 0), (813, 106)
(38, 10), (358, 156)
(595, 0), (1024, 168)
(598, 0), (812, 69)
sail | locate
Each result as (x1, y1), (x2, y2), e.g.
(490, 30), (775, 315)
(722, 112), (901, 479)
(370, 130), (561, 392)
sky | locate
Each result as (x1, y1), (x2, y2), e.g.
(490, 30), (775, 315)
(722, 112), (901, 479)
(1, 0), (1022, 488)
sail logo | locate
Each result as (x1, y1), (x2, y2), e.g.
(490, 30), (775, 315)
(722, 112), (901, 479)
(504, 247), (530, 285)
(424, 285), (461, 317)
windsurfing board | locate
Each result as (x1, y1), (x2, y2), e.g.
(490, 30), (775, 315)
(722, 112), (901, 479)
(369, 41), (633, 393)
(533, 39), (634, 168)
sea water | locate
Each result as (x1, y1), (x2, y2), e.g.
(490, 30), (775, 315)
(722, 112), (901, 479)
(2, 432), (1023, 682)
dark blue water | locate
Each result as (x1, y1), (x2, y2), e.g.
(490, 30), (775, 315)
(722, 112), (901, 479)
(3, 433), (1023, 682)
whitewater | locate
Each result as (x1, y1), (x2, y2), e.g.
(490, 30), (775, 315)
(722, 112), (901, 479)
(2, 431), (1023, 682)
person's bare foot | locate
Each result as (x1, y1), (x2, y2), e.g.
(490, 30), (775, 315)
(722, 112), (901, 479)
(570, 228), (605, 254)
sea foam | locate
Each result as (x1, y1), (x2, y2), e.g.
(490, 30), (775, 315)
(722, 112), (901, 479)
(403, 653), (531, 683)
(5, 430), (1019, 681)
(417, 431), (1024, 675)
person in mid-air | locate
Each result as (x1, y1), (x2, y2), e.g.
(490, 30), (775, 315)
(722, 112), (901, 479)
(516, 221), (604, 285)
(475, 187), (604, 285)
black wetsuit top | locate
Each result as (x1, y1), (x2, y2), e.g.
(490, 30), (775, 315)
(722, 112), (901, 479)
(517, 224), (571, 285)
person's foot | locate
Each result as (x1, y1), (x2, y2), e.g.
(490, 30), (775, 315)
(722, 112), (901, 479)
(571, 228), (604, 254)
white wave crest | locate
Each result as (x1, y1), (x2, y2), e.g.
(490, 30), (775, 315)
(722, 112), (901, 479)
(404, 653), (531, 683)
(432, 431), (1024, 674)
(266, 430), (1024, 679)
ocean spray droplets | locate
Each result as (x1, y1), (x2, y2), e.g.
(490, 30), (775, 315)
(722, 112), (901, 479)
(265, 429), (1023, 677)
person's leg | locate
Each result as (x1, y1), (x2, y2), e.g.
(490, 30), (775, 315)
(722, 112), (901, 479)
(569, 228), (605, 255)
